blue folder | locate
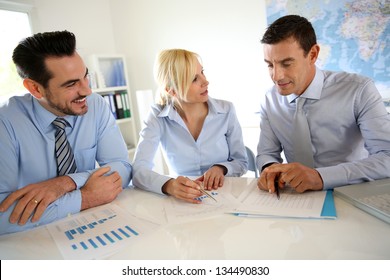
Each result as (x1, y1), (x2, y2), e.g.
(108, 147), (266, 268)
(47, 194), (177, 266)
(320, 190), (337, 219)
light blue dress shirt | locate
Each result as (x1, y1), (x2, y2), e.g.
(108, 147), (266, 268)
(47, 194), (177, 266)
(257, 67), (390, 189)
(132, 97), (248, 194)
(0, 93), (132, 235)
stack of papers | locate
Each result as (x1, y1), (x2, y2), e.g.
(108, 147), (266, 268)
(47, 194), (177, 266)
(162, 178), (336, 222)
(232, 183), (337, 220)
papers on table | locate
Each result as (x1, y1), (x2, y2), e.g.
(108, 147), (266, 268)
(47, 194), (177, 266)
(232, 183), (336, 219)
(47, 178), (336, 259)
(47, 203), (158, 259)
(164, 179), (241, 224)
(163, 177), (336, 223)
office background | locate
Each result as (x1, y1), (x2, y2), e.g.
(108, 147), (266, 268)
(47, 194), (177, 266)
(3, 0), (389, 170)
(4, 0), (266, 157)
(1, 1), (390, 265)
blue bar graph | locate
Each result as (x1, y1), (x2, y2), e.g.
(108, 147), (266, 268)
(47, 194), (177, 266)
(80, 241), (88, 250)
(96, 236), (107, 246)
(88, 239), (98, 249)
(66, 225), (140, 251)
(111, 230), (122, 240)
(54, 206), (145, 257)
(104, 233), (115, 243)
(64, 214), (117, 240)
(125, 225), (139, 236)
(65, 231), (74, 240)
(118, 228), (130, 238)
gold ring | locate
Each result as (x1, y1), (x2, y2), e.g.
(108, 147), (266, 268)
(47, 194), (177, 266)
(33, 199), (38, 204)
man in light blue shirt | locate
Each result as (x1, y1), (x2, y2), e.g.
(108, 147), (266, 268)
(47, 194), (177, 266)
(0, 31), (132, 235)
(257, 15), (390, 194)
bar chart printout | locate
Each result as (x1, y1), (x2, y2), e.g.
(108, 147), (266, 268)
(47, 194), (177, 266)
(47, 204), (150, 259)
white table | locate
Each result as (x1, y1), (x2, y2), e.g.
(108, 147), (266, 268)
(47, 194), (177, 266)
(0, 177), (389, 260)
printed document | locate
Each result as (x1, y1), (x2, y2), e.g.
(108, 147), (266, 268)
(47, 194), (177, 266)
(164, 179), (240, 224)
(47, 203), (158, 259)
(234, 184), (328, 219)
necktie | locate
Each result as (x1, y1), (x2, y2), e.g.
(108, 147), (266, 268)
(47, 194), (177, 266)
(292, 97), (315, 168)
(53, 118), (77, 175)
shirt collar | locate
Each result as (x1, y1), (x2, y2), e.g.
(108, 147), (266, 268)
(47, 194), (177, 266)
(157, 97), (227, 119)
(32, 98), (77, 130)
(289, 66), (324, 103)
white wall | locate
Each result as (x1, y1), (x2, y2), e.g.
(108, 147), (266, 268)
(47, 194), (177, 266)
(9, 0), (270, 153)
(29, 0), (117, 57)
(110, 0), (269, 136)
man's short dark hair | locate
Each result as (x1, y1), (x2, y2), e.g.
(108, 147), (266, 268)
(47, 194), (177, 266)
(12, 30), (76, 88)
(261, 15), (317, 56)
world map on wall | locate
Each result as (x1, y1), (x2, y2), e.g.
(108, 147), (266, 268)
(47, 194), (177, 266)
(265, 0), (390, 98)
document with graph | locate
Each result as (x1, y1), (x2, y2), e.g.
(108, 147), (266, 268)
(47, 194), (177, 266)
(164, 183), (240, 224)
(46, 203), (158, 259)
(233, 184), (336, 219)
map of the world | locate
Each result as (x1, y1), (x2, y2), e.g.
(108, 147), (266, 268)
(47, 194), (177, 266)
(265, 0), (390, 99)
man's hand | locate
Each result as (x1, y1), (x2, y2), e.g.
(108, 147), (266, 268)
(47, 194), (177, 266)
(0, 176), (76, 225)
(257, 163), (323, 193)
(80, 166), (122, 210)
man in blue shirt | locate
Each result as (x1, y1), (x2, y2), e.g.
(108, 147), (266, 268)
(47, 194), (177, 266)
(257, 15), (390, 194)
(0, 31), (132, 235)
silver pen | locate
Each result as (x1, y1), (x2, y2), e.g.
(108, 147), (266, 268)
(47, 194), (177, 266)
(199, 186), (218, 202)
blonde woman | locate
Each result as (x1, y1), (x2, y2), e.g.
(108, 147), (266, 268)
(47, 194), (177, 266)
(132, 49), (248, 203)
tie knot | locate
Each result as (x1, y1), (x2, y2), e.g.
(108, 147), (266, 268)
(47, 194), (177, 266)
(52, 118), (68, 130)
(295, 97), (306, 111)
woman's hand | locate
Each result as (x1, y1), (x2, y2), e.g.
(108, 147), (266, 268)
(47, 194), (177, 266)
(196, 165), (226, 190)
(162, 176), (203, 203)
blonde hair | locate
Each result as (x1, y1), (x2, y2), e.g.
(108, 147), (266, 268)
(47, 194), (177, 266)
(154, 49), (200, 107)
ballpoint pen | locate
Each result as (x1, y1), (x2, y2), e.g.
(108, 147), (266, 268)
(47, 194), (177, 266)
(199, 186), (218, 202)
(186, 177), (217, 202)
(274, 180), (280, 200)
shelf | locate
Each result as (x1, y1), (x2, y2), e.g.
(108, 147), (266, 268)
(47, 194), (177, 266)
(92, 86), (127, 93)
(116, 118), (132, 124)
(87, 54), (138, 162)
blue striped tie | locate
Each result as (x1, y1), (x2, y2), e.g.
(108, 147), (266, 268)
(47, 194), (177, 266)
(53, 118), (77, 176)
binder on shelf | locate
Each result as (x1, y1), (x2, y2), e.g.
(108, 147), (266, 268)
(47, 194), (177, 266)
(121, 91), (131, 118)
(114, 92), (125, 119)
(103, 93), (117, 119)
(114, 60), (126, 87)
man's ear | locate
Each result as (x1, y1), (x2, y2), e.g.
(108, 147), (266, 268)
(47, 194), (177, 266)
(23, 79), (44, 99)
(309, 44), (320, 64)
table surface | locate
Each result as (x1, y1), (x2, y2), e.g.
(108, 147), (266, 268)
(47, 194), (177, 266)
(1, 177), (389, 260)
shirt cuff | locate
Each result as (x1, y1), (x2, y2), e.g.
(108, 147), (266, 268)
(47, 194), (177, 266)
(66, 172), (90, 189)
(316, 165), (348, 190)
(56, 189), (82, 216)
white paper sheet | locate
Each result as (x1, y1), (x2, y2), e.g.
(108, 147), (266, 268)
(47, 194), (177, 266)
(164, 181), (241, 224)
(47, 203), (158, 259)
(234, 183), (327, 219)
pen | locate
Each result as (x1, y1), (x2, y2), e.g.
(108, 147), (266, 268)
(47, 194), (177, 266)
(199, 186), (218, 202)
(274, 180), (280, 200)
(186, 177), (217, 202)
